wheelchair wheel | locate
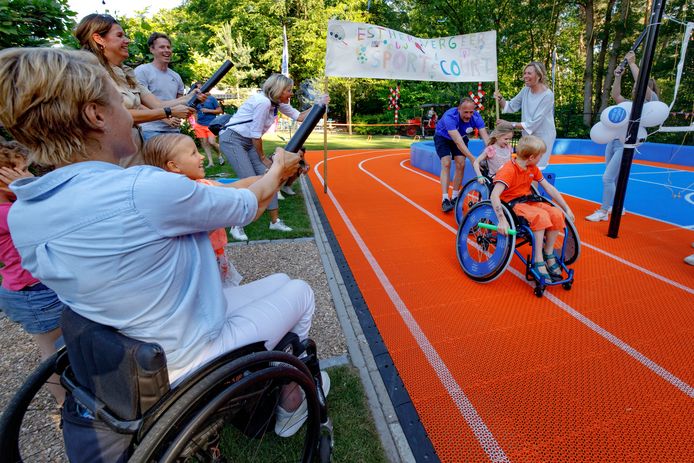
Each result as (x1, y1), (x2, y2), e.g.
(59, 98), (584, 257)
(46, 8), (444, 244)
(454, 178), (490, 225)
(130, 350), (321, 463)
(559, 217), (580, 266)
(457, 201), (516, 283)
(0, 349), (68, 462)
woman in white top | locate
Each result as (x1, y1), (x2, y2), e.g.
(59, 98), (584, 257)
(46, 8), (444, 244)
(494, 61), (556, 169)
(220, 74), (327, 239)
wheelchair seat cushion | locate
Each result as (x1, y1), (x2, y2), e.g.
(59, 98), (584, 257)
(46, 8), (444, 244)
(61, 308), (170, 421)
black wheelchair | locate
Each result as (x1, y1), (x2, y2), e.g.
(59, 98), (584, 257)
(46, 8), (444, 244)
(456, 195), (580, 297)
(0, 308), (333, 462)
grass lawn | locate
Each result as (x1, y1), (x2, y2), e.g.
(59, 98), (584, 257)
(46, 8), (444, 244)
(220, 365), (388, 462)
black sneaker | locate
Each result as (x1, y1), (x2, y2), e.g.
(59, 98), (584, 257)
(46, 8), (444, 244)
(442, 198), (454, 212)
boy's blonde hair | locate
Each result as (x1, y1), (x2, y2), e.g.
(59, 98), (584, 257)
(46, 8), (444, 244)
(142, 133), (189, 169)
(0, 48), (112, 166)
(488, 125), (514, 147)
(515, 135), (546, 160)
(0, 141), (29, 170)
(262, 73), (293, 104)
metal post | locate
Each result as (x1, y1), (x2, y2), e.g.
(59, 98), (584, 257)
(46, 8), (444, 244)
(607, 0), (666, 238)
(323, 76), (329, 193)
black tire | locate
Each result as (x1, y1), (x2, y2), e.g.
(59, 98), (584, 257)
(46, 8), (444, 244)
(561, 218), (581, 266)
(319, 433), (332, 463)
(457, 201), (516, 283)
(0, 349), (67, 463)
(562, 282), (573, 290)
(534, 286), (545, 298)
(130, 351), (320, 463)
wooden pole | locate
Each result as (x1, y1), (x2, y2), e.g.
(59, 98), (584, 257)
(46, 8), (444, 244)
(323, 76), (329, 193)
(495, 80), (500, 121)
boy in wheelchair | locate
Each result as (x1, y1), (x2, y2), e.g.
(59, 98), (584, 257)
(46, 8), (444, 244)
(490, 135), (575, 282)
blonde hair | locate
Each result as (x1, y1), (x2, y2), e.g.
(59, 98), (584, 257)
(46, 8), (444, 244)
(516, 135), (546, 160)
(142, 133), (189, 169)
(75, 13), (137, 89)
(525, 61), (547, 84)
(488, 125), (514, 146)
(262, 73), (293, 104)
(0, 141), (29, 170)
(0, 48), (112, 166)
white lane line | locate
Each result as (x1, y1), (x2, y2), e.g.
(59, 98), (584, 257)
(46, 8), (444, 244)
(314, 154), (510, 463)
(400, 160), (694, 295)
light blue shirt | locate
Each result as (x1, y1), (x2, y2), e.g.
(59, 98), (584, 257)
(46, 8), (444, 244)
(8, 161), (258, 380)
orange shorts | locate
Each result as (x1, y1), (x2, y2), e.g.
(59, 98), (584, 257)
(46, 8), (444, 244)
(512, 202), (564, 232)
(194, 124), (214, 139)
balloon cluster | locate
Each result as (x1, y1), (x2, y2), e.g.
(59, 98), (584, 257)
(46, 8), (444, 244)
(590, 100), (670, 144)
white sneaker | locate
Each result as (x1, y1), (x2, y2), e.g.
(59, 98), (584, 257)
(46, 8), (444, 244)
(685, 254), (694, 266)
(280, 185), (296, 196)
(275, 371), (330, 438)
(269, 219), (292, 232)
(229, 226), (248, 241)
(585, 209), (609, 222)
(608, 207), (626, 216)
(277, 191), (285, 201)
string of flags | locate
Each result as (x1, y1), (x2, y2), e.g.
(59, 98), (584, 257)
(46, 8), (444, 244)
(388, 85), (400, 124)
(469, 82), (485, 110)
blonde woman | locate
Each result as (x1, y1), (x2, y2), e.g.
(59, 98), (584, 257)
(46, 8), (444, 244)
(220, 73), (329, 239)
(0, 48), (322, 455)
(75, 14), (194, 167)
(494, 61), (556, 169)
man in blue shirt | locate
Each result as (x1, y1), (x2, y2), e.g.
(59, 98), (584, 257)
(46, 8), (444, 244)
(194, 89), (224, 167)
(434, 97), (490, 212)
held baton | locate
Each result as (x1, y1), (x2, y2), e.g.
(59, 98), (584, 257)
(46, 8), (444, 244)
(477, 222), (517, 236)
(284, 104), (327, 153)
(617, 28), (648, 71)
(187, 60), (233, 107)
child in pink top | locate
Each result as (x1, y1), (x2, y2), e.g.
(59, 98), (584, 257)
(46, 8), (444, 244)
(0, 141), (66, 401)
(143, 134), (243, 286)
(473, 125), (514, 184)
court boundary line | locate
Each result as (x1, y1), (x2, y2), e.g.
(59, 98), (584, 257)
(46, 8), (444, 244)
(314, 153), (510, 463)
(354, 153), (693, 397)
(398, 159), (694, 294)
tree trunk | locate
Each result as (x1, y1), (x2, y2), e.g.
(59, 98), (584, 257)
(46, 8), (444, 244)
(582, 0), (595, 126)
(601, 0), (631, 112)
(593, 0), (617, 115)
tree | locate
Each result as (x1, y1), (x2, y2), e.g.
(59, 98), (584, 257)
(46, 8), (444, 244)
(0, 0), (75, 48)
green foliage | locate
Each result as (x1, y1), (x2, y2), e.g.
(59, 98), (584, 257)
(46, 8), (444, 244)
(0, 0), (76, 47)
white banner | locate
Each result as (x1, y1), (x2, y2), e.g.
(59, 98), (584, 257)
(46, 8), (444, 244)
(325, 21), (497, 82)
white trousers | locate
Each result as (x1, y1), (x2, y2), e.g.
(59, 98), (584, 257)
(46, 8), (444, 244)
(172, 273), (315, 384)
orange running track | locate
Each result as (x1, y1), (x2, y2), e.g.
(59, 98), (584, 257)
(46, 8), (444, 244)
(305, 149), (694, 463)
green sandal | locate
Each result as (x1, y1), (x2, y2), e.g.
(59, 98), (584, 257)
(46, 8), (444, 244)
(543, 252), (563, 282)
(531, 261), (552, 283)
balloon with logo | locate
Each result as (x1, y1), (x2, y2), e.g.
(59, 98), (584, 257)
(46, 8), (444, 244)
(600, 104), (629, 129)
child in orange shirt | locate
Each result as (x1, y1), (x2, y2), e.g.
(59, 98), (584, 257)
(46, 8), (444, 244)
(491, 135), (575, 282)
(143, 134), (243, 286)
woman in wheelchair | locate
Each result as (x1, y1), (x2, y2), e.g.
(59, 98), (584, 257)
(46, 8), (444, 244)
(490, 135), (575, 282)
(0, 47), (331, 462)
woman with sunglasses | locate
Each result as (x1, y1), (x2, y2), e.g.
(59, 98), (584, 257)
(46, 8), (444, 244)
(219, 74), (328, 240)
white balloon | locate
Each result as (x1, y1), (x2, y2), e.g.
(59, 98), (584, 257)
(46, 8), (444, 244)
(590, 122), (619, 144)
(617, 101), (633, 118)
(616, 125), (629, 143)
(640, 101), (670, 127)
(600, 104), (629, 128)
(638, 126), (648, 141)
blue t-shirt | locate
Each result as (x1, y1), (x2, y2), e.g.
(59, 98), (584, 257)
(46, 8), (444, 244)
(434, 107), (486, 143)
(196, 96), (220, 126)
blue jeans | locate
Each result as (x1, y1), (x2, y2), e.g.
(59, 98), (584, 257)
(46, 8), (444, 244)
(0, 283), (66, 334)
(600, 139), (624, 211)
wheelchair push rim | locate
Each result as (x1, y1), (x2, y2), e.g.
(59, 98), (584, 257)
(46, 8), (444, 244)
(457, 201), (516, 283)
(130, 350), (321, 463)
(455, 178), (490, 225)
